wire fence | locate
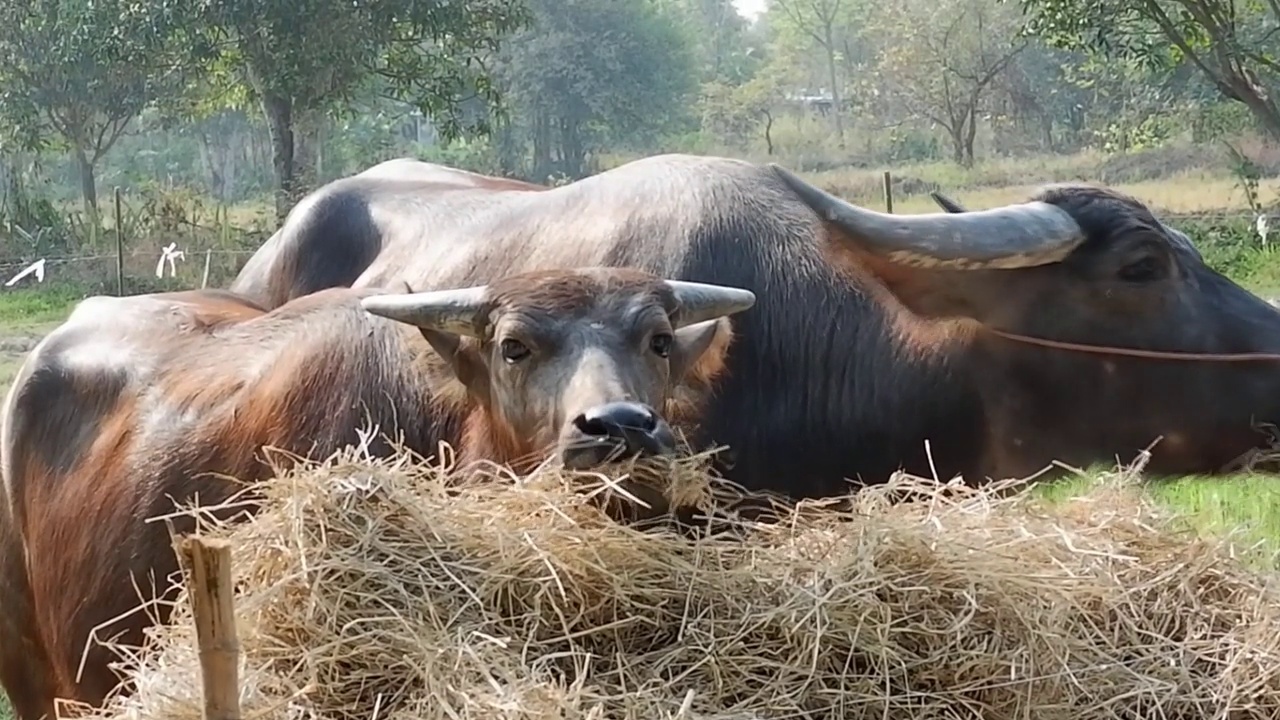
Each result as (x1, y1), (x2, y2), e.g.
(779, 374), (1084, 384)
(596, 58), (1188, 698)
(0, 182), (1272, 295)
(0, 248), (260, 294)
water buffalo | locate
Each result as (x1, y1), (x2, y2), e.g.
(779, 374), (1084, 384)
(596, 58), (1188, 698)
(225, 152), (1280, 492)
(0, 267), (754, 720)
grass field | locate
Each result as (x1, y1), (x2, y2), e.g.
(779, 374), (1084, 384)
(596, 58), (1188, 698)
(3, 156), (1280, 717)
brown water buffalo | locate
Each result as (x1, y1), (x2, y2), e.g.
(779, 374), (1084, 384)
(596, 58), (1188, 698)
(0, 267), (754, 720)
(228, 154), (1280, 492)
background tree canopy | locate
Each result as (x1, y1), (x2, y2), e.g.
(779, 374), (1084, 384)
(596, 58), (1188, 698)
(0, 0), (1275, 245)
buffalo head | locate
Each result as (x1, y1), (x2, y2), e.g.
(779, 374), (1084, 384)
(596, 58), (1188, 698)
(361, 267), (755, 471)
(772, 164), (1280, 480)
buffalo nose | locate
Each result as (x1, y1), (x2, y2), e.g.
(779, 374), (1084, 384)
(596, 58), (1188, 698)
(573, 401), (660, 437)
(562, 401), (676, 470)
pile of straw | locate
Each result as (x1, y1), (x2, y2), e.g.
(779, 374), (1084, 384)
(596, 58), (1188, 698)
(76, 444), (1280, 720)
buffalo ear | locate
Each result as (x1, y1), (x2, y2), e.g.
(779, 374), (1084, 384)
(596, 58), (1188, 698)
(420, 329), (491, 405)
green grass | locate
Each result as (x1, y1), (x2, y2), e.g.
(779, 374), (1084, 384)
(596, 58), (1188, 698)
(0, 285), (84, 328)
(1033, 470), (1280, 569)
(0, 286), (82, 389)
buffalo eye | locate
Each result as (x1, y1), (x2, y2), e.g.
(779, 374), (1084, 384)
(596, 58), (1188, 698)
(1116, 256), (1165, 283)
(650, 333), (674, 358)
(499, 338), (531, 364)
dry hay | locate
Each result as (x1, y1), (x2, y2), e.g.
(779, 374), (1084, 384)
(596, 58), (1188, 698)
(67, 442), (1280, 720)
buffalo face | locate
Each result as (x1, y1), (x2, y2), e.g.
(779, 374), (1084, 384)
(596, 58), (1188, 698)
(773, 165), (1280, 480)
(362, 268), (755, 472)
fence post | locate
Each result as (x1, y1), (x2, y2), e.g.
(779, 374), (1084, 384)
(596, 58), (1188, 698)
(882, 171), (893, 213)
(179, 535), (242, 720)
(114, 187), (124, 296)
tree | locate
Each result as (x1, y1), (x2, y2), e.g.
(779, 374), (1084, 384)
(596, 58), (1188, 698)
(699, 63), (787, 153)
(770, 0), (854, 146)
(871, 0), (1027, 166)
(1020, 0), (1280, 141)
(188, 0), (530, 218)
(0, 0), (190, 234)
(496, 0), (698, 180)
(661, 0), (757, 83)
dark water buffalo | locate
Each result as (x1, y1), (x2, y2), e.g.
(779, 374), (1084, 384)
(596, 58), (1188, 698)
(229, 153), (1280, 493)
(0, 267), (754, 720)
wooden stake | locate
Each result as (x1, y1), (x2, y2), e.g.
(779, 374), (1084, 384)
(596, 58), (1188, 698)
(882, 170), (894, 213)
(180, 536), (242, 720)
(113, 187), (124, 296)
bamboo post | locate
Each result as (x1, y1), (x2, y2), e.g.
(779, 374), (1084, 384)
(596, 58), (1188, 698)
(882, 171), (893, 213)
(114, 187), (124, 295)
(179, 536), (242, 720)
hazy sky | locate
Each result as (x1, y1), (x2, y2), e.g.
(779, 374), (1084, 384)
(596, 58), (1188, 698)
(732, 0), (767, 20)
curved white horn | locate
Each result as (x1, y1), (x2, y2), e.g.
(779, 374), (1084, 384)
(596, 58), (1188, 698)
(664, 280), (756, 327)
(770, 163), (1086, 269)
(361, 285), (490, 337)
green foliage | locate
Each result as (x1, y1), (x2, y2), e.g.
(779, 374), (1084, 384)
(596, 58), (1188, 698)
(187, 0), (531, 141)
(0, 169), (72, 257)
(871, 0), (1028, 166)
(699, 73), (785, 150)
(495, 0), (699, 178)
(1019, 0), (1280, 139)
(1099, 114), (1178, 154)
(416, 139), (504, 177)
(1182, 215), (1280, 292)
(0, 0), (191, 149)
(0, 284), (86, 326)
(885, 128), (943, 163)
(661, 0), (759, 84)
(1193, 102), (1258, 144)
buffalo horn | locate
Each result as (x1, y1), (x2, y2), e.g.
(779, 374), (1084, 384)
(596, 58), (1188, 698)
(361, 285), (490, 337)
(663, 280), (757, 326)
(769, 163), (1085, 270)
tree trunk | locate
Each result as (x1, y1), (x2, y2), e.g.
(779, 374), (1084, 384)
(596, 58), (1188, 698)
(532, 109), (553, 181)
(1039, 111), (1055, 152)
(963, 106), (978, 167)
(559, 117), (585, 179)
(495, 118), (522, 176)
(196, 130), (226, 201)
(260, 91), (296, 221)
(74, 147), (100, 240)
(950, 132), (965, 165)
(1232, 82), (1280, 141)
(822, 31), (845, 147)
(292, 110), (322, 192)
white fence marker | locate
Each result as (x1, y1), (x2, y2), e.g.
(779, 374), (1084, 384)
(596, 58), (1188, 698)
(1257, 213), (1270, 247)
(5, 258), (46, 287)
(156, 242), (185, 279)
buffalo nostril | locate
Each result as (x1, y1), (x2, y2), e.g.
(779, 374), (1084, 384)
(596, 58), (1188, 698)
(573, 401), (660, 436)
(563, 402), (676, 469)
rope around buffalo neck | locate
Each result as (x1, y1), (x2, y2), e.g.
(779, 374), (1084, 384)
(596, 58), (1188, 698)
(985, 327), (1280, 363)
